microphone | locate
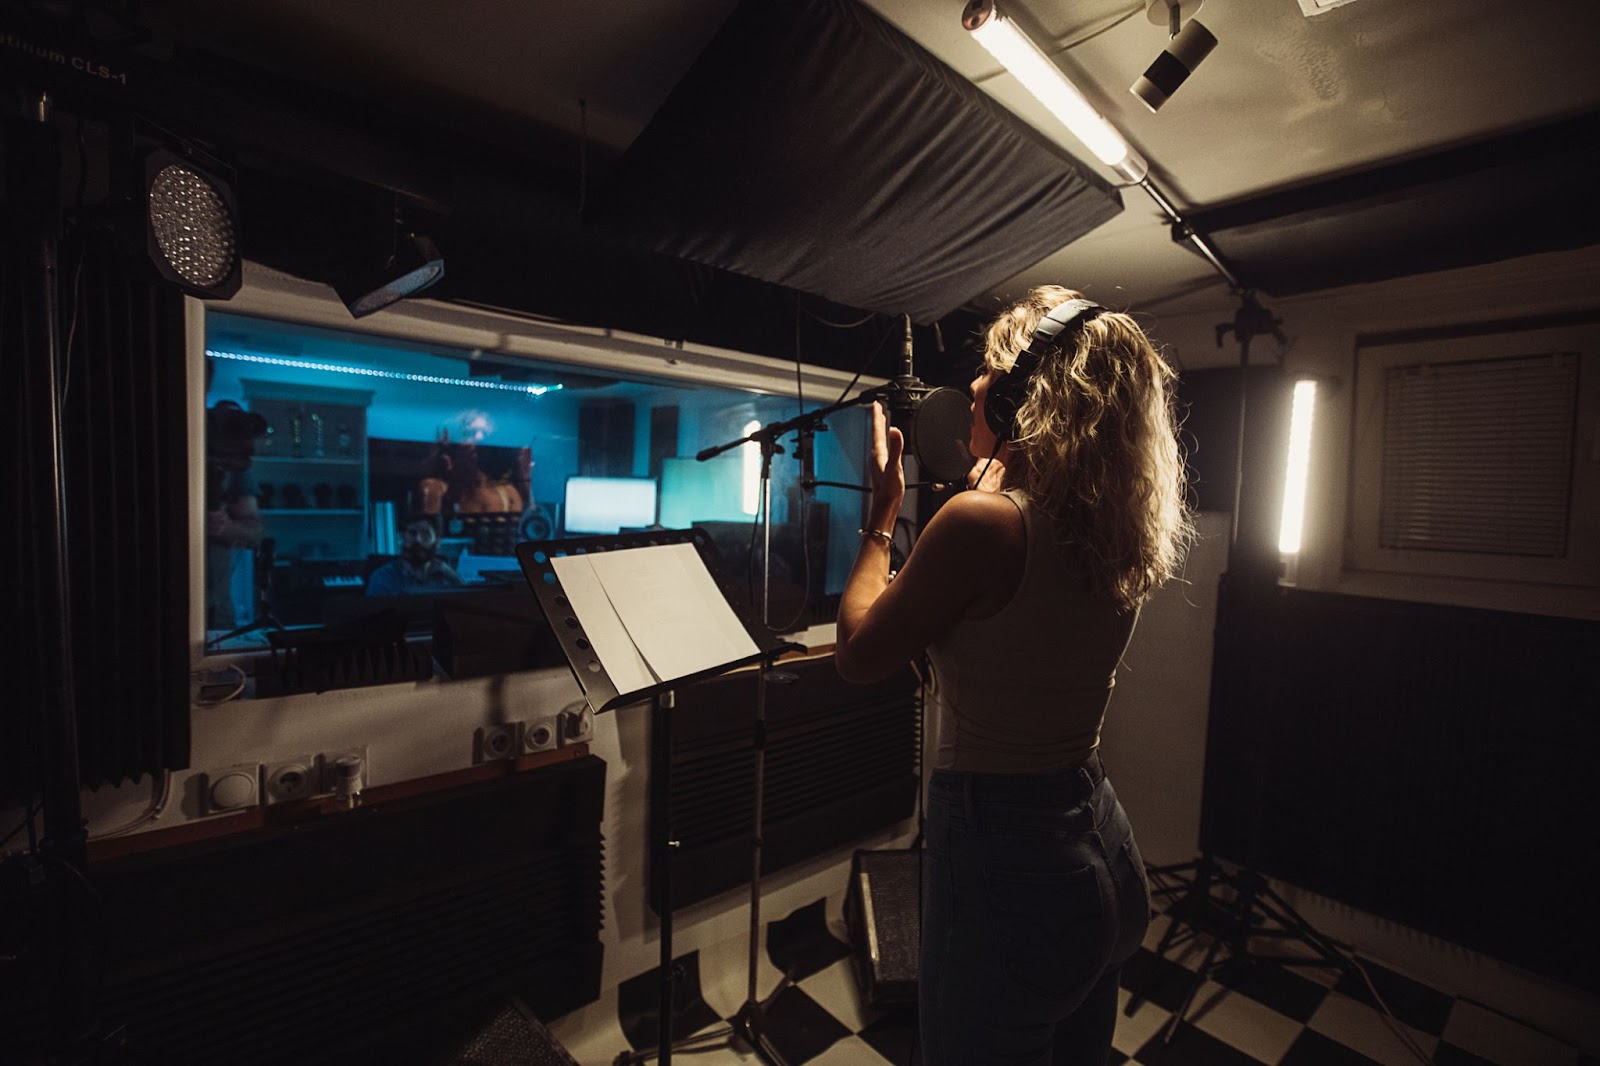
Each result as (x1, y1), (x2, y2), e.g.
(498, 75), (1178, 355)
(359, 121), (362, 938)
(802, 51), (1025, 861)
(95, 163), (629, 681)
(885, 315), (923, 433)
(877, 314), (973, 485)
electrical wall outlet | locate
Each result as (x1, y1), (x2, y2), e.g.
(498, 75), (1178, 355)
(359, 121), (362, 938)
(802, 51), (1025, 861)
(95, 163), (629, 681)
(263, 757), (318, 804)
(523, 716), (559, 754)
(559, 708), (593, 746)
(474, 724), (521, 763)
(199, 763), (262, 815)
(318, 746), (369, 796)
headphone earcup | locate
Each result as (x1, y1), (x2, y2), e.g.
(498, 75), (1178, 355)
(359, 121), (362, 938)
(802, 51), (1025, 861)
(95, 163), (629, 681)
(983, 371), (1027, 441)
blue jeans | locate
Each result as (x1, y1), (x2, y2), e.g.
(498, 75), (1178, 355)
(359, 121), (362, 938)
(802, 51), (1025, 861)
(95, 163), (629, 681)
(920, 757), (1151, 1065)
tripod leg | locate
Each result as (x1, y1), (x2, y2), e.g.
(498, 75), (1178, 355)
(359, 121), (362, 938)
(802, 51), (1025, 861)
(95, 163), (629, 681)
(1162, 929), (1225, 1044)
(1124, 909), (1186, 1018)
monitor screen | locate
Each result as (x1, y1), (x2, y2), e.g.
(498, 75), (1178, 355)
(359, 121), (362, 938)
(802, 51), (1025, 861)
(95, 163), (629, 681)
(563, 476), (658, 534)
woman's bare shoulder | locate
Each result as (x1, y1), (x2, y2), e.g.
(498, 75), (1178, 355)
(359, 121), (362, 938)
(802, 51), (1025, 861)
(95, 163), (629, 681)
(925, 489), (1025, 545)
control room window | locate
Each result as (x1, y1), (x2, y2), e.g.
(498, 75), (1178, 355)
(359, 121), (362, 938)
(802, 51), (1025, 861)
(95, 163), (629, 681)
(200, 311), (867, 659)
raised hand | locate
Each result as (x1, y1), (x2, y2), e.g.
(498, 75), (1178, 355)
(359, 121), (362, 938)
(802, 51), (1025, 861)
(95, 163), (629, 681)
(869, 401), (905, 531)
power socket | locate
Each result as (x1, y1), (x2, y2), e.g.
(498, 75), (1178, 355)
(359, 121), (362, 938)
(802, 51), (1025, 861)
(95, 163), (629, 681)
(319, 746), (369, 800)
(474, 724), (521, 763)
(523, 716), (559, 754)
(199, 763), (262, 815)
(559, 708), (593, 746)
(263, 756), (318, 804)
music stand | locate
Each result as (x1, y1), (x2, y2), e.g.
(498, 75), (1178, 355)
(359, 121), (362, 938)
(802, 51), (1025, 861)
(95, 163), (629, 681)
(515, 529), (799, 1065)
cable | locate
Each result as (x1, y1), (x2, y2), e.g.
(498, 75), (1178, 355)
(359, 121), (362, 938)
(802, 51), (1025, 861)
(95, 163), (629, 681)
(1, 799), (40, 854)
(1299, 915), (1440, 1056)
(796, 295), (879, 330)
(768, 484), (813, 633)
(970, 436), (1004, 493)
(793, 299), (805, 417)
(192, 663), (247, 706)
(831, 319), (899, 406)
(88, 771), (174, 840)
(59, 114), (88, 407)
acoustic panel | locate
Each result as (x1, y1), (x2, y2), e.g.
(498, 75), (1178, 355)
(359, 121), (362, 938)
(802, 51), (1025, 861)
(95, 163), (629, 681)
(652, 657), (920, 911)
(1204, 582), (1600, 992)
(45, 759), (609, 1065)
(594, 0), (1123, 324)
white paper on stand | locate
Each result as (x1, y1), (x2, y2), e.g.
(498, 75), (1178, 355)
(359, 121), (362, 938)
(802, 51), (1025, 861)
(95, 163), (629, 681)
(586, 542), (759, 684)
(549, 553), (658, 696)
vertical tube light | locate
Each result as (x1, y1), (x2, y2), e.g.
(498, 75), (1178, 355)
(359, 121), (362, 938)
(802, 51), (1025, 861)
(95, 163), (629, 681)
(1278, 379), (1318, 555)
(741, 420), (762, 516)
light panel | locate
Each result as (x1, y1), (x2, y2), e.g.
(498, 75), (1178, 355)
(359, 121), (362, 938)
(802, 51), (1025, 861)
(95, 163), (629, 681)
(1278, 379), (1318, 554)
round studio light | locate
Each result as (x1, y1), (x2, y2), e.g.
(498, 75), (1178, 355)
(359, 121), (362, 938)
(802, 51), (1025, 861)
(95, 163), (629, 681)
(140, 148), (242, 299)
(148, 162), (237, 288)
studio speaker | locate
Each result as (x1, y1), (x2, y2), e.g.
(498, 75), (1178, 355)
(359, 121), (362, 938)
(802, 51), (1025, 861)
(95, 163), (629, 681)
(844, 848), (921, 1008)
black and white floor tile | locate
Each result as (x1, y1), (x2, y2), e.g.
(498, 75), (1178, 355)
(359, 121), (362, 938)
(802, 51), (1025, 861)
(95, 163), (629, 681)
(547, 898), (1596, 1066)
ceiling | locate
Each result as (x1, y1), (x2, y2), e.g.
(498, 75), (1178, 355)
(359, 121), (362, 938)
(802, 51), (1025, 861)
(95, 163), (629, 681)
(132, 0), (1600, 322)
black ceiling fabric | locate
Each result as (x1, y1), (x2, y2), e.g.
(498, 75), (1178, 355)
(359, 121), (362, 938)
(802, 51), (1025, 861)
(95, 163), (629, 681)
(591, 0), (1123, 325)
(1186, 111), (1600, 296)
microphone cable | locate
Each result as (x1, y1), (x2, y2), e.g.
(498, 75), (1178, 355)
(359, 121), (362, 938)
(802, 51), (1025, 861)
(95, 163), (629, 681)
(970, 436), (1004, 493)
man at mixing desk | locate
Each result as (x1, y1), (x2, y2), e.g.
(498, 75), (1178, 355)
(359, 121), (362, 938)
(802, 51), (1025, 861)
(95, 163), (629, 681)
(366, 515), (464, 596)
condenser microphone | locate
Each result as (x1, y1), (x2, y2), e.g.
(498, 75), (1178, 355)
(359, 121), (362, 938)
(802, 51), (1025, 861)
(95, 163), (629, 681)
(874, 315), (973, 485)
(885, 315), (925, 433)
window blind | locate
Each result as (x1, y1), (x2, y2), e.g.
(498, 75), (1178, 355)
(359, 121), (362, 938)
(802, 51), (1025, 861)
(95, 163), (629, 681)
(1379, 353), (1578, 556)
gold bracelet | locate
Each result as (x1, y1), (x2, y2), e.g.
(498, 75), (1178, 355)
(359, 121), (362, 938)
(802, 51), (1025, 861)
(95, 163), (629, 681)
(858, 527), (893, 545)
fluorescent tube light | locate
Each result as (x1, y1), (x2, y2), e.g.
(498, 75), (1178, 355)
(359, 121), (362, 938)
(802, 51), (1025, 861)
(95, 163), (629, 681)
(962, 0), (1148, 183)
(1278, 379), (1318, 554)
(742, 419), (762, 516)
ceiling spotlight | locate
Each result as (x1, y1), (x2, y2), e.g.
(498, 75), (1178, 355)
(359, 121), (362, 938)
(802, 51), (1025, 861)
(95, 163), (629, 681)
(334, 230), (446, 319)
(962, 0), (1148, 183)
(142, 148), (241, 299)
(1131, 0), (1217, 113)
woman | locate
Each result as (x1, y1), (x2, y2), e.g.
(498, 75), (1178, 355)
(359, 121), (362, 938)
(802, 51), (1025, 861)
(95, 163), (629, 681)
(834, 286), (1191, 1064)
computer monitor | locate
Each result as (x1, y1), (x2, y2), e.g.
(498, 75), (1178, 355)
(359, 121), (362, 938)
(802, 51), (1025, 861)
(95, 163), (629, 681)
(562, 476), (658, 535)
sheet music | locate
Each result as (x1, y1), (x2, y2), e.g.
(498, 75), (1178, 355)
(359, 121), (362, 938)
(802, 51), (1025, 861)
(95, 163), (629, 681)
(549, 553), (658, 695)
(586, 542), (759, 683)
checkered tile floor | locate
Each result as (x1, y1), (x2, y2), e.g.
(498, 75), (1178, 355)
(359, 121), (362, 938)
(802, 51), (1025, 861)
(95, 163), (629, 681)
(547, 894), (1597, 1066)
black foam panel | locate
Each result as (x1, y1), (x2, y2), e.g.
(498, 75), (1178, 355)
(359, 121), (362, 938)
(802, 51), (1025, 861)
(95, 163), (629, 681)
(594, 0), (1123, 323)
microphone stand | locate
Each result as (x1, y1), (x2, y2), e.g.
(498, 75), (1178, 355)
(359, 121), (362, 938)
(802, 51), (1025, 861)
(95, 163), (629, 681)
(657, 380), (922, 1064)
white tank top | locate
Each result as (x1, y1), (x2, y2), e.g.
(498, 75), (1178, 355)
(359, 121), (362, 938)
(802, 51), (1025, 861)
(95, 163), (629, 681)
(927, 490), (1138, 773)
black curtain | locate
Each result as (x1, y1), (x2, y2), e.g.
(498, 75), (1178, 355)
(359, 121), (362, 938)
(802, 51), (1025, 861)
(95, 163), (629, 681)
(3, 183), (191, 803)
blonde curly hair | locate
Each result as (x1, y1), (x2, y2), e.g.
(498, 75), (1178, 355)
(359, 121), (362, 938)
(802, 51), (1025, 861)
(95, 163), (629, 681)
(983, 285), (1192, 610)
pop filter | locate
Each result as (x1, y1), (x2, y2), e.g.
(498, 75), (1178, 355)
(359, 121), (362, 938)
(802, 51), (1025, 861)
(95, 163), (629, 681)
(906, 387), (974, 484)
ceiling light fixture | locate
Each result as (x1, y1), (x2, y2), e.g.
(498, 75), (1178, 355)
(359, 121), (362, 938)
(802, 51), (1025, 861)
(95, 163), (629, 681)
(961, 0), (1148, 183)
(960, 0), (1247, 297)
(334, 230), (446, 319)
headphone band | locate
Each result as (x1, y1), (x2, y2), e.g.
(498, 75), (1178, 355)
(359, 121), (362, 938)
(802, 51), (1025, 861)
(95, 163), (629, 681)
(983, 298), (1104, 440)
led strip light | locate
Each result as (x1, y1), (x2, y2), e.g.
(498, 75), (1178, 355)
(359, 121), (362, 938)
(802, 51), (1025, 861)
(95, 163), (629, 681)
(206, 348), (563, 397)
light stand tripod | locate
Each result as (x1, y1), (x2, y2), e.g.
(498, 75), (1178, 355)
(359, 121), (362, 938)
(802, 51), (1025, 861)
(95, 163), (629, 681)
(1126, 291), (1355, 1040)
